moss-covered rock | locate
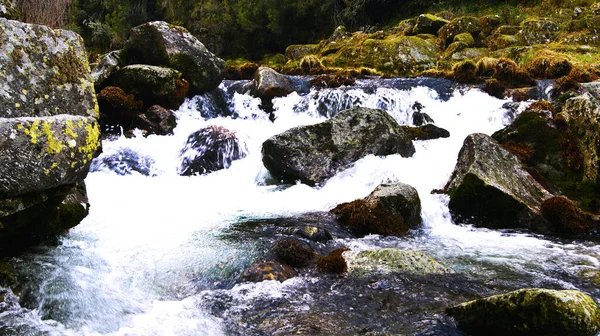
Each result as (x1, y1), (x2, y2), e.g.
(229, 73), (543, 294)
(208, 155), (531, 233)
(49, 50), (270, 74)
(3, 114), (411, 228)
(402, 124), (450, 140)
(446, 133), (551, 230)
(124, 21), (225, 94)
(105, 64), (189, 110)
(344, 248), (451, 277)
(485, 33), (521, 51)
(454, 32), (475, 47)
(97, 86), (143, 132)
(241, 260), (296, 282)
(285, 44), (320, 61)
(332, 183), (422, 237)
(0, 0), (18, 20)
(0, 18), (98, 119)
(270, 238), (316, 268)
(541, 196), (599, 234)
(0, 115), (100, 197)
(438, 16), (482, 49)
(412, 14), (449, 35)
(518, 19), (560, 45)
(317, 248), (349, 273)
(447, 288), (600, 336)
(262, 107), (415, 186)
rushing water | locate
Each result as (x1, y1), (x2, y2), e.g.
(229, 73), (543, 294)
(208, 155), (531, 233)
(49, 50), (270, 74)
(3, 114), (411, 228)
(1, 78), (599, 335)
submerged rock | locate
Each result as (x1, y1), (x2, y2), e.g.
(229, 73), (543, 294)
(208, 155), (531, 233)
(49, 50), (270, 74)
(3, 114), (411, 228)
(332, 183), (422, 237)
(241, 260), (296, 283)
(132, 105), (177, 136)
(124, 21), (225, 94)
(90, 148), (154, 176)
(317, 248), (349, 274)
(262, 107), (415, 185)
(179, 126), (247, 176)
(344, 248), (451, 277)
(447, 288), (600, 336)
(446, 133), (551, 230)
(270, 238), (316, 268)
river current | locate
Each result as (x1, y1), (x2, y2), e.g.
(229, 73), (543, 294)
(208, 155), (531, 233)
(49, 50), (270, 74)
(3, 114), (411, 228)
(1, 78), (599, 335)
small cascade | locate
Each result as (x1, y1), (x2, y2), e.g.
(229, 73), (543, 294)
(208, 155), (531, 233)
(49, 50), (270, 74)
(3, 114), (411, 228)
(1, 79), (599, 336)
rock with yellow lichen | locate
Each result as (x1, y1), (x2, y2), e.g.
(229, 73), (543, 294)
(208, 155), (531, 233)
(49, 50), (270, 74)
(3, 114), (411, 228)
(0, 19), (100, 255)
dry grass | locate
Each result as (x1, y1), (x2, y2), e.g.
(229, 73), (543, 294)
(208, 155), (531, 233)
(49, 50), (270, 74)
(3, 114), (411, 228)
(17, 0), (72, 28)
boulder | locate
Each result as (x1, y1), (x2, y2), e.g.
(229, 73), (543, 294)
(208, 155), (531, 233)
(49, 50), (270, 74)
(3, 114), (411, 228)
(90, 50), (124, 88)
(97, 86), (143, 133)
(251, 66), (299, 100)
(0, 19), (100, 253)
(124, 21), (225, 94)
(132, 105), (177, 136)
(241, 260), (296, 283)
(316, 248), (349, 273)
(0, 182), (90, 255)
(0, 19), (98, 119)
(262, 107), (415, 185)
(0, 115), (100, 197)
(90, 148), (154, 176)
(270, 238), (316, 268)
(447, 288), (600, 336)
(438, 16), (482, 49)
(0, 0), (18, 20)
(541, 196), (599, 234)
(518, 19), (559, 45)
(411, 14), (449, 35)
(446, 133), (551, 230)
(332, 183), (422, 237)
(179, 125), (247, 176)
(344, 248), (451, 277)
(285, 44), (320, 61)
(105, 65), (189, 110)
(403, 124), (450, 140)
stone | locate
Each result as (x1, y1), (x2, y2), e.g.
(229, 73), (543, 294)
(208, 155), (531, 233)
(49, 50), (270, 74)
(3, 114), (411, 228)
(90, 50), (124, 88)
(518, 19), (559, 45)
(403, 124), (450, 140)
(132, 105), (177, 136)
(124, 21), (225, 94)
(285, 44), (320, 61)
(262, 107), (415, 185)
(438, 16), (482, 49)
(270, 238), (316, 268)
(97, 86), (143, 133)
(447, 288), (600, 336)
(327, 25), (350, 44)
(412, 14), (449, 35)
(316, 248), (349, 273)
(0, 18), (98, 119)
(0, 115), (100, 197)
(105, 65), (189, 110)
(179, 125), (247, 176)
(446, 133), (551, 230)
(541, 196), (599, 235)
(332, 183), (422, 237)
(344, 248), (451, 277)
(0, 0), (18, 20)
(90, 148), (154, 176)
(453, 32), (475, 47)
(241, 260), (296, 283)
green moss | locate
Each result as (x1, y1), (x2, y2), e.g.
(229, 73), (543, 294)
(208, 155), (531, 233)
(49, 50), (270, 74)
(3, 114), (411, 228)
(50, 49), (87, 86)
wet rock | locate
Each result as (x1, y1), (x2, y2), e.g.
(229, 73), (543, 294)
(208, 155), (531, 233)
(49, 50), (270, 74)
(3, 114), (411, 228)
(446, 133), (551, 230)
(91, 50), (124, 88)
(0, 19), (98, 119)
(344, 248), (451, 277)
(317, 248), (349, 274)
(308, 73), (355, 88)
(250, 66), (301, 113)
(292, 226), (333, 243)
(411, 101), (434, 126)
(518, 19), (559, 45)
(105, 65), (189, 110)
(541, 196), (599, 235)
(124, 21), (225, 94)
(403, 124), (450, 140)
(132, 105), (177, 136)
(0, 182), (90, 256)
(483, 78), (505, 98)
(412, 14), (449, 35)
(299, 55), (324, 74)
(90, 148), (154, 176)
(0, 0), (18, 20)
(241, 260), (296, 282)
(447, 288), (600, 336)
(285, 44), (319, 61)
(262, 107), (415, 185)
(270, 238), (316, 268)
(179, 126), (247, 176)
(97, 86), (143, 133)
(332, 183), (422, 237)
(438, 16), (482, 49)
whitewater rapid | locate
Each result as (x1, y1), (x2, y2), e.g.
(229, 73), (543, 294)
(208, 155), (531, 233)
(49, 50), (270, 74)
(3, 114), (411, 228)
(1, 79), (598, 335)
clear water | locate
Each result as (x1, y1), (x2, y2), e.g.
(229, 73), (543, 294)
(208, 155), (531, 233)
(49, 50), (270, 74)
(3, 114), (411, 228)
(1, 79), (599, 335)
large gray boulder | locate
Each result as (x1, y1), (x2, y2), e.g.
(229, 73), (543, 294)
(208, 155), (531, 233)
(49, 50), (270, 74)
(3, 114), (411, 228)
(446, 133), (551, 230)
(124, 21), (225, 94)
(0, 19), (100, 254)
(447, 288), (600, 336)
(332, 183), (422, 237)
(262, 107), (415, 186)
